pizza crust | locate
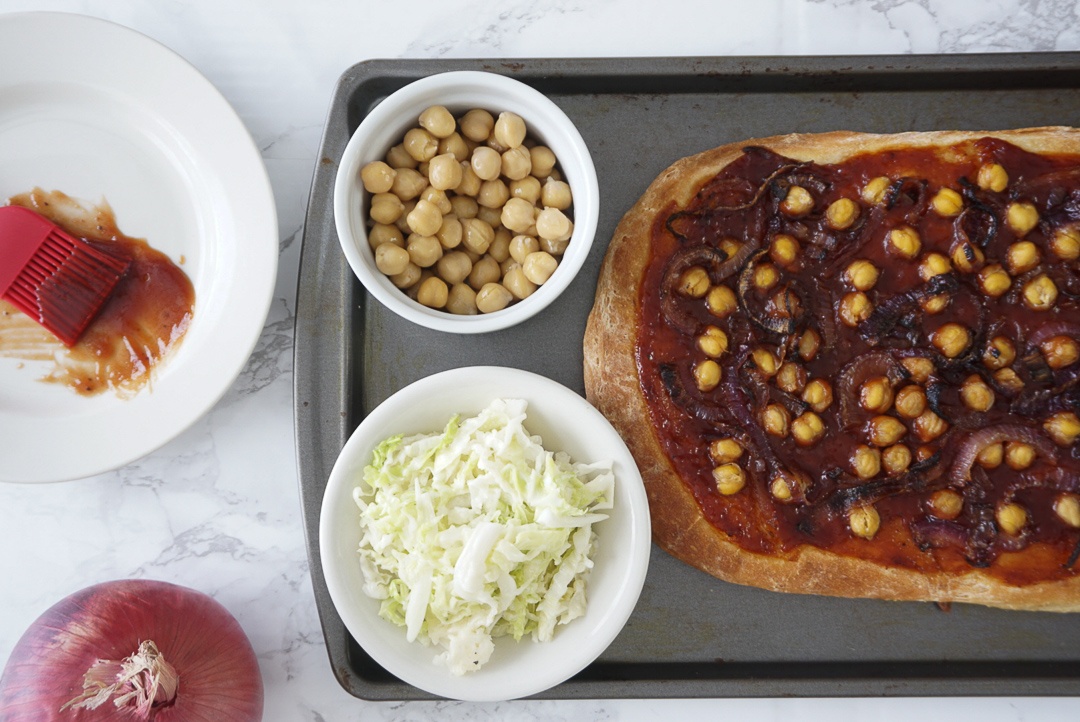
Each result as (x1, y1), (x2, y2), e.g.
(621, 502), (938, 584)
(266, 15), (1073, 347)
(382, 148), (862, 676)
(583, 127), (1080, 612)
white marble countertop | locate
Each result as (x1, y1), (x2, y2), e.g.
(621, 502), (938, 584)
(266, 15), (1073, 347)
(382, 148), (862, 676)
(2, 0), (1079, 719)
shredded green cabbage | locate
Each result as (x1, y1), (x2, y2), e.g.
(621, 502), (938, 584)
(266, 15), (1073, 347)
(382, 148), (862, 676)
(353, 398), (614, 675)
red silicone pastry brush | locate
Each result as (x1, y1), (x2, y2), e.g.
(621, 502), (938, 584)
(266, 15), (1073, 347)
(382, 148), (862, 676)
(0, 205), (130, 346)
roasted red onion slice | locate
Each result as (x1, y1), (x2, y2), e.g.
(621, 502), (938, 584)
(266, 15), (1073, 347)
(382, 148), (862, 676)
(835, 350), (909, 428)
(949, 424), (1058, 483)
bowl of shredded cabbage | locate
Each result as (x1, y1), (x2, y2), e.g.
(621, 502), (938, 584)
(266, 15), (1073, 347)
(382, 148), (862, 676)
(319, 366), (650, 701)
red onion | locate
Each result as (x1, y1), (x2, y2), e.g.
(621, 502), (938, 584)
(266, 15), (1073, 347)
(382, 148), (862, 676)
(0, 580), (262, 721)
(949, 424), (1058, 484)
(1026, 321), (1080, 350)
(835, 351), (908, 428)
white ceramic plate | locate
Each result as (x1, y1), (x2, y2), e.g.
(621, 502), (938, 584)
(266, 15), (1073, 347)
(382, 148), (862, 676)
(320, 366), (651, 701)
(0, 12), (277, 483)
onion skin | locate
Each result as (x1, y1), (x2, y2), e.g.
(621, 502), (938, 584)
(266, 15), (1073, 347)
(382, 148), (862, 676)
(0, 580), (263, 722)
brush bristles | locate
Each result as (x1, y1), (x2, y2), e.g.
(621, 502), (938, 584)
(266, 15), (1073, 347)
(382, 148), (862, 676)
(3, 231), (130, 346)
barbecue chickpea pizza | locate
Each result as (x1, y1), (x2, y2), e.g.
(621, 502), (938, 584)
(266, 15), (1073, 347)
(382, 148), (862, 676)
(584, 128), (1080, 611)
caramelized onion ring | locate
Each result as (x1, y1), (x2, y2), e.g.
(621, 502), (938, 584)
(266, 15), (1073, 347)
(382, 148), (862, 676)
(836, 350), (909, 428)
(949, 424), (1058, 484)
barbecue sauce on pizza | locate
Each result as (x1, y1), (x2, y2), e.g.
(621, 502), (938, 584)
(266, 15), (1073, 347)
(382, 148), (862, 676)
(637, 138), (1080, 584)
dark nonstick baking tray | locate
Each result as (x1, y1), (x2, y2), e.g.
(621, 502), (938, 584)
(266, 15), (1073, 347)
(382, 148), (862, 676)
(295, 55), (1080, 700)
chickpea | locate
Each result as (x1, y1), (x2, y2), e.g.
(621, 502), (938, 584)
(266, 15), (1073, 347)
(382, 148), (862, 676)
(421, 186), (453, 215)
(677, 266), (711, 298)
(456, 163), (482, 197)
(469, 145), (502, 181)
(901, 356), (934, 385)
(931, 187), (964, 216)
(373, 242), (411, 276)
(1006, 201), (1040, 236)
(914, 444), (937, 463)
(798, 328), (821, 362)
(776, 361), (807, 394)
(394, 200), (416, 233)
(406, 199), (444, 237)
(802, 379), (834, 413)
(977, 162), (1009, 192)
(468, 255), (501, 290)
(694, 359), (722, 392)
(950, 240), (984, 273)
(436, 216), (463, 249)
(1006, 240), (1040, 275)
(540, 237), (570, 256)
(882, 444), (912, 475)
(826, 197), (860, 230)
(529, 145), (557, 178)
(499, 197), (535, 234)
(859, 376), (894, 414)
(435, 251), (473, 285)
(960, 374), (995, 412)
(460, 218), (495, 255)
(509, 176), (542, 204)
(1051, 224), (1080, 260)
(475, 178), (509, 210)
(792, 411), (825, 447)
(983, 336), (1016, 370)
(368, 223), (404, 251)
(438, 132), (469, 161)
(862, 176), (891, 205)
(912, 410), (949, 442)
(868, 415), (907, 447)
(1044, 411), (1080, 446)
(403, 127), (438, 163)
(415, 105), (455, 139)
(427, 153), (464, 191)
(406, 234), (443, 268)
(763, 234), (798, 269)
(475, 282), (513, 313)
(445, 282), (478, 315)
(753, 263), (779, 291)
(488, 228), (512, 263)
(918, 252), (952, 282)
(845, 259), (879, 291)
(781, 185), (814, 216)
(1023, 274), (1059, 310)
(888, 226), (921, 259)
(852, 444), (882, 480)
(1055, 494), (1080, 528)
(706, 285), (738, 318)
(713, 463), (746, 495)
(385, 143), (418, 170)
(920, 293), (950, 315)
(977, 442), (1004, 469)
(502, 266), (537, 300)
(752, 347), (780, 378)
(360, 160), (397, 194)
(1042, 335), (1080, 369)
(541, 178), (573, 210)
(416, 276), (448, 308)
(536, 207), (571, 241)
(977, 264), (1012, 297)
(994, 367), (1025, 394)
(931, 323), (971, 359)
(849, 505), (881, 540)
(710, 438), (744, 464)
(493, 112), (527, 149)
(761, 403), (791, 437)
(389, 262), (421, 289)
(523, 251), (558, 285)
(996, 502), (1028, 536)
(893, 385), (927, 420)
(509, 234), (540, 265)
(770, 476), (794, 501)
(1005, 441), (1037, 470)
(500, 146), (532, 180)
(391, 167), (429, 201)
(450, 194), (479, 220)
(719, 237), (742, 259)
(929, 489), (964, 520)
(370, 192), (405, 224)
(838, 291), (872, 327)
(458, 109), (494, 142)
(697, 326), (729, 358)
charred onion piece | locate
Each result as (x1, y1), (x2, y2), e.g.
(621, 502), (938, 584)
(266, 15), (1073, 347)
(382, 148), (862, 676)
(659, 244), (730, 334)
(949, 424), (1058, 484)
(1026, 321), (1080, 350)
(885, 177), (930, 224)
(954, 198), (1000, 249)
(826, 454), (944, 512)
(658, 363), (727, 425)
(858, 273), (958, 346)
(737, 250), (804, 335)
(836, 351), (909, 428)
(911, 518), (968, 552)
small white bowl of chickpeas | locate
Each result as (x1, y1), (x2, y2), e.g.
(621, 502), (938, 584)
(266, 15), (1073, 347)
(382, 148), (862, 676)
(334, 71), (598, 333)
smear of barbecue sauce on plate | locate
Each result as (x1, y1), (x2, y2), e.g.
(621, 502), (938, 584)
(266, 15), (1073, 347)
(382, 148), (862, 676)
(0, 189), (195, 397)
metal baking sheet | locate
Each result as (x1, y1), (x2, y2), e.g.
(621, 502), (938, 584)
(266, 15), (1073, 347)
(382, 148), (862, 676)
(294, 55), (1080, 700)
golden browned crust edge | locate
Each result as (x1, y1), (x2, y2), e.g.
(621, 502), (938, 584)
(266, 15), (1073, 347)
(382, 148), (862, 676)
(583, 127), (1080, 612)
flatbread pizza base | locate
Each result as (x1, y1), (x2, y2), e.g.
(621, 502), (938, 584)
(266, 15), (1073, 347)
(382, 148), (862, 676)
(583, 127), (1080, 612)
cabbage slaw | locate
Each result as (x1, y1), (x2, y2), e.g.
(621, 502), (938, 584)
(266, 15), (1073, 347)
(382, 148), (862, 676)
(353, 398), (614, 675)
